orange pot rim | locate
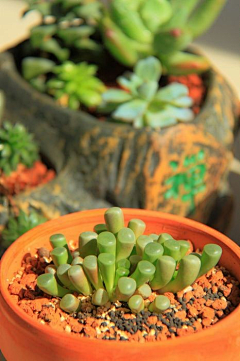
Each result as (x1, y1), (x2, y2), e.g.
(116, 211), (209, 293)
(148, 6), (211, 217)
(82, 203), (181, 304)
(1, 208), (240, 350)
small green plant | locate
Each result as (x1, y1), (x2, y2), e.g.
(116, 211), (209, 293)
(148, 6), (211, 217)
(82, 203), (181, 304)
(27, 0), (103, 60)
(1, 210), (47, 249)
(22, 0), (104, 93)
(37, 207), (222, 314)
(100, 57), (194, 128)
(0, 122), (39, 175)
(47, 61), (106, 109)
(100, 0), (227, 73)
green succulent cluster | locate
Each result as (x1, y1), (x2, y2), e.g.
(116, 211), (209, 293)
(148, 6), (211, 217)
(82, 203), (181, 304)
(27, 0), (103, 60)
(47, 61), (106, 109)
(100, 57), (193, 128)
(37, 207), (222, 315)
(101, 0), (227, 74)
(22, 0), (105, 101)
(1, 210), (47, 249)
(0, 122), (39, 176)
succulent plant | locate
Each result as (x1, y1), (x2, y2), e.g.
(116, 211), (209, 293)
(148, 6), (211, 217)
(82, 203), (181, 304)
(37, 207), (222, 315)
(22, 0), (104, 92)
(1, 209), (47, 249)
(100, 57), (194, 128)
(100, 0), (227, 74)
(46, 61), (106, 109)
(26, 0), (103, 59)
(0, 122), (39, 176)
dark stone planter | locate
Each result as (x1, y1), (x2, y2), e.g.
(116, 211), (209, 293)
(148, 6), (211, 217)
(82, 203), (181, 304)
(0, 50), (239, 225)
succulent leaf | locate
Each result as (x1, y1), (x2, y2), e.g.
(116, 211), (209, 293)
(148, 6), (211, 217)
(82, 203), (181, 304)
(102, 89), (132, 104)
(22, 57), (56, 81)
(161, 51), (210, 75)
(110, 0), (152, 43)
(135, 56), (162, 82)
(140, 0), (173, 32)
(113, 99), (147, 122)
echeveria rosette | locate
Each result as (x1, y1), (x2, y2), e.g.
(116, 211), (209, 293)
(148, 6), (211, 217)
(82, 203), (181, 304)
(0, 122), (39, 176)
(2, 210), (46, 249)
(100, 0), (227, 74)
(36, 207), (223, 314)
(47, 61), (106, 110)
(100, 57), (194, 129)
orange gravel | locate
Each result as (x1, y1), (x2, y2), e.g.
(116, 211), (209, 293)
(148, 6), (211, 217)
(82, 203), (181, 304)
(0, 161), (55, 196)
(7, 249), (240, 342)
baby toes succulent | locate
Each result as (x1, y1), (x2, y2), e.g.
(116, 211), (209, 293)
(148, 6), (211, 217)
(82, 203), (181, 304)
(36, 207), (222, 315)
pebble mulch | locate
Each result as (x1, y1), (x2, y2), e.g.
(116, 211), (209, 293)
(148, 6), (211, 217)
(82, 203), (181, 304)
(7, 249), (240, 343)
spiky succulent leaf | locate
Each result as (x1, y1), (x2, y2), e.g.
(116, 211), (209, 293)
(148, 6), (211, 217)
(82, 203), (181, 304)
(0, 122), (39, 175)
(2, 210), (46, 248)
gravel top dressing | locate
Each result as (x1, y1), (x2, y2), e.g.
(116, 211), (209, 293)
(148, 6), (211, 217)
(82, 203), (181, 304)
(8, 247), (240, 342)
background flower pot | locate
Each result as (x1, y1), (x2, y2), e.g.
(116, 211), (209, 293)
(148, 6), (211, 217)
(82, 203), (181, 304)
(0, 209), (240, 361)
(0, 49), (239, 225)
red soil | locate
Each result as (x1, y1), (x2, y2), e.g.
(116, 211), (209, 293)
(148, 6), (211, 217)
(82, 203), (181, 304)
(168, 74), (206, 115)
(0, 161), (55, 196)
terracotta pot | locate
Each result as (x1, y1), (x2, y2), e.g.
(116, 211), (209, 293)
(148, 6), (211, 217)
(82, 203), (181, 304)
(0, 49), (239, 225)
(0, 209), (240, 361)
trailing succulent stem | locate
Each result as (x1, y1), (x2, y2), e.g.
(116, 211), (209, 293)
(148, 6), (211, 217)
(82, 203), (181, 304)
(100, 56), (194, 128)
(37, 207), (222, 314)
(0, 122), (39, 176)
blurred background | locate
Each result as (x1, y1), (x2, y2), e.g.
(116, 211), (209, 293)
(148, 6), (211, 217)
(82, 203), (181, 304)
(0, 0), (239, 358)
(195, 0), (240, 244)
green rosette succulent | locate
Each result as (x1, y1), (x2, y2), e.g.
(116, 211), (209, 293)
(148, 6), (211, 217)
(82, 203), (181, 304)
(100, 57), (194, 128)
(47, 61), (106, 109)
(100, 0), (227, 74)
(1, 210), (47, 249)
(0, 122), (39, 176)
